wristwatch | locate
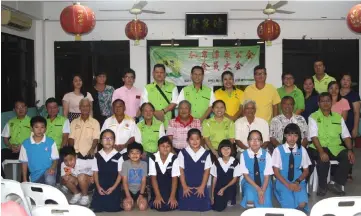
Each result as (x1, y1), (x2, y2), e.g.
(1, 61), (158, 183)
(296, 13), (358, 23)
(348, 149), (354, 153)
(294, 179), (301, 184)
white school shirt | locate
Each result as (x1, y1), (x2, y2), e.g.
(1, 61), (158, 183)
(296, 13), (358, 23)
(177, 146), (212, 170)
(239, 149), (273, 175)
(272, 143), (312, 170)
(176, 87), (216, 106)
(148, 151), (180, 177)
(210, 157), (241, 178)
(61, 158), (93, 177)
(91, 149), (123, 172)
(101, 115), (140, 154)
(140, 86), (179, 105)
(19, 135), (59, 162)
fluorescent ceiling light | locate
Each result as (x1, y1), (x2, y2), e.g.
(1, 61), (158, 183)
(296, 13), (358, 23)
(161, 43), (179, 46)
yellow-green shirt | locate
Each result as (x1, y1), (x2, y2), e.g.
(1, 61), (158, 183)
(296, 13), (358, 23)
(1, 116), (31, 146)
(214, 88), (244, 117)
(202, 117), (235, 149)
(277, 86), (305, 113)
(313, 73), (336, 93)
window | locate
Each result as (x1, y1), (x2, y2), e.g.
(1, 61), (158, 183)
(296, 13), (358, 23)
(54, 41), (130, 103)
(1, 33), (35, 111)
(283, 39), (359, 91)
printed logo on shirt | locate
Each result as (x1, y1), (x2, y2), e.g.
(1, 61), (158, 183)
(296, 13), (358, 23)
(136, 95), (141, 99)
(75, 124), (81, 129)
(111, 159), (118, 163)
(128, 168), (143, 184)
(317, 117), (322, 123)
(10, 123), (14, 127)
(201, 160), (206, 163)
(294, 152), (301, 156)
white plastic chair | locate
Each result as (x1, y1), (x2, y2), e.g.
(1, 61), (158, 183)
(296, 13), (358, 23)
(310, 196), (361, 216)
(1, 179), (32, 216)
(21, 182), (69, 206)
(309, 160), (344, 192)
(241, 208), (307, 216)
(31, 205), (96, 216)
(2, 159), (21, 181)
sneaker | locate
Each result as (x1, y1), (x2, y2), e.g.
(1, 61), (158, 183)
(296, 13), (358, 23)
(69, 193), (81, 204)
(79, 195), (90, 206)
(60, 185), (69, 194)
(328, 183), (346, 196)
(227, 201), (234, 207)
(317, 187), (327, 197)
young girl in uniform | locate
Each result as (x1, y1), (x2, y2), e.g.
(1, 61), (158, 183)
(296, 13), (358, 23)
(211, 139), (241, 212)
(90, 129), (123, 212)
(177, 128), (212, 212)
(240, 130), (273, 208)
(149, 136), (180, 211)
(272, 123), (311, 212)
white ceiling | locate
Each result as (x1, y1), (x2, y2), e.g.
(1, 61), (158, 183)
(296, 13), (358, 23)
(41, 1), (358, 21)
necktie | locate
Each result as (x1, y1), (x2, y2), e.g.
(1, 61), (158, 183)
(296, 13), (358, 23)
(254, 154), (262, 187)
(288, 148), (294, 181)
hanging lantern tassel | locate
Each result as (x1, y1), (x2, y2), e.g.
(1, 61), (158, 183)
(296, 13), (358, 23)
(75, 34), (81, 41)
(266, 41), (272, 46)
(134, 40), (140, 46)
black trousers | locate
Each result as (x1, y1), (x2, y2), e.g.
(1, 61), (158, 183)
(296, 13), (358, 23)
(1, 148), (20, 178)
(308, 147), (351, 189)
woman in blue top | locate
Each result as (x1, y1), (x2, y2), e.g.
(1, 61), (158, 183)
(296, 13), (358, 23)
(272, 123), (312, 213)
(240, 130), (273, 208)
(301, 77), (319, 123)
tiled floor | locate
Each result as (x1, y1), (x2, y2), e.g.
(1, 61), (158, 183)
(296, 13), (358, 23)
(95, 149), (361, 216)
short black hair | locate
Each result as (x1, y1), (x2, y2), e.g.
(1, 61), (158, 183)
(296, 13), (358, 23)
(187, 128), (202, 141)
(158, 136), (172, 147)
(127, 142), (144, 154)
(217, 139), (233, 158)
(247, 130), (263, 142)
(95, 71), (107, 76)
(212, 100), (226, 109)
(45, 97), (58, 107)
(221, 71), (234, 80)
(283, 123), (302, 149)
(318, 92), (332, 102)
(140, 102), (155, 112)
(153, 64), (166, 72)
(30, 116), (47, 128)
(123, 68), (136, 78)
(314, 59), (325, 65)
(281, 72), (294, 80)
(112, 99), (125, 107)
(100, 129), (115, 141)
(302, 76), (319, 98)
(340, 72), (352, 81)
(253, 65), (267, 74)
(327, 81), (341, 102)
(14, 99), (26, 108)
(281, 96), (295, 105)
(60, 146), (76, 158)
(191, 66), (204, 74)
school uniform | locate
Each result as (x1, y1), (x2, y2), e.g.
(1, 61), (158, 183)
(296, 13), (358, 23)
(148, 152), (180, 211)
(177, 146), (212, 212)
(90, 149), (124, 212)
(240, 148), (273, 208)
(210, 157), (241, 212)
(272, 143), (311, 211)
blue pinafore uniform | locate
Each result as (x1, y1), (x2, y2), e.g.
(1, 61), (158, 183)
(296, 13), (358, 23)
(212, 159), (239, 212)
(178, 149), (211, 212)
(274, 145), (309, 212)
(240, 149), (273, 208)
(149, 154), (178, 211)
(90, 152), (122, 212)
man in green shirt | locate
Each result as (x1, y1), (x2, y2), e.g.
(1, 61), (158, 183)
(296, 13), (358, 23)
(277, 72), (305, 115)
(141, 64), (178, 129)
(45, 97), (70, 149)
(313, 60), (336, 93)
(1, 99), (31, 178)
(308, 92), (355, 196)
(177, 66), (215, 122)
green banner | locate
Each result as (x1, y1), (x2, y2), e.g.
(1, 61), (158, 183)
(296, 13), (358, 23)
(150, 46), (260, 86)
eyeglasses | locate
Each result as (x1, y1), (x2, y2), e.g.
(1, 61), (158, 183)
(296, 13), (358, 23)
(102, 137), (114, 142)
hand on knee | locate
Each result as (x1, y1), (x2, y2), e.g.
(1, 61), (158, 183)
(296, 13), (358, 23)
(123, 199), (133, 211)
(298, 202), (306, 209)
(138, 198), (148, 211)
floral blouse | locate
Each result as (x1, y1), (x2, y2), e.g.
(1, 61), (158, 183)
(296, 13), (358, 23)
(98, 85), (114, 117)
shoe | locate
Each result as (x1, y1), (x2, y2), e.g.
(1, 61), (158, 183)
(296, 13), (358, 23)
(69, 193), (81, 204)
(328, 183), (346, 196)
(317, 187), (327, 196)
(347, 175), (353, 182)
(79, 195), (90, 206)
(60, 185), (69, 194)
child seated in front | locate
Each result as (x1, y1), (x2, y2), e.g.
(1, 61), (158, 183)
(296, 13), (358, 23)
(19, 116), (58, 186)
(121, 142), (148, 211)
(60, 146), (94, 206)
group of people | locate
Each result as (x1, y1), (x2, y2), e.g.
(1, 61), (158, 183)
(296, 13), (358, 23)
(1, 60), (359, 213)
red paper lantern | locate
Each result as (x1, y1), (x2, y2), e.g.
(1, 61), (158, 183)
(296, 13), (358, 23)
(60, 3), (96, 40)
(257, 19), (281, 46)
(125, 19), (148, 45)
(347, 4), (361, 33)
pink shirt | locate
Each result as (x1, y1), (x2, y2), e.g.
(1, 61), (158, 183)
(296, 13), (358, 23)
(112, 86), (141, 118)
(166, 116), (202, 149)
(331, 98), (350, 115)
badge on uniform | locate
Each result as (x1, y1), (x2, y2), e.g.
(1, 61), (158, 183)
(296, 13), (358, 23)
(229, 166), (234, 169)
(111, 159), (118, 163)
(45, 147), (48, 151)
(294, 152), (301, 156)
(201, 160), (206, 163)
(10, 123), (14, 127)
(166, 166), (172, 169)
(259, 158), (265, 162)
(317, 117), (321, 123)
(255, 171), (259, 175)
(136, 95), (141, 99)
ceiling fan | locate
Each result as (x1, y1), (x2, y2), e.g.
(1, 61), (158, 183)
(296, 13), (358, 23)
(231, 1), (295, 15)
(99, 1), (165, 15)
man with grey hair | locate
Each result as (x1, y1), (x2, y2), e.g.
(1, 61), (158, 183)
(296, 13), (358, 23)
(235, 100), (270, 157)
(69, 98), (100, 158)
(167, 100), (202, 154)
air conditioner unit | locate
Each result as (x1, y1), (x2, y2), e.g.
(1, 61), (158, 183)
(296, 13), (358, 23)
(1, 9), (32, 31)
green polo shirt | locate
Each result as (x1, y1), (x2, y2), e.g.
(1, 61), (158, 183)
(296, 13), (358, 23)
(137, 118), (163, 153)
(145, 81), (176, 128)
(309, 110), (345, 156)
(46, 115), (67, 149)
(277, 86), (305, 113)
(313, 73), (336, 93)
(202, 117), (235, 149)
(6, 116), (31, 145)
(182, 85), (212, 119)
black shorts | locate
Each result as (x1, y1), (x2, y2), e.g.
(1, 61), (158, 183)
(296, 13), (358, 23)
(121, 191), (148, 202)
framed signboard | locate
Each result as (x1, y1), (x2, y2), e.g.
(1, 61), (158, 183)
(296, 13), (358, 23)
(186, 13), (228, 36)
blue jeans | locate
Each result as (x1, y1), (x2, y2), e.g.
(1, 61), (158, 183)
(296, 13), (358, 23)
(34, 170), (57, 186)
